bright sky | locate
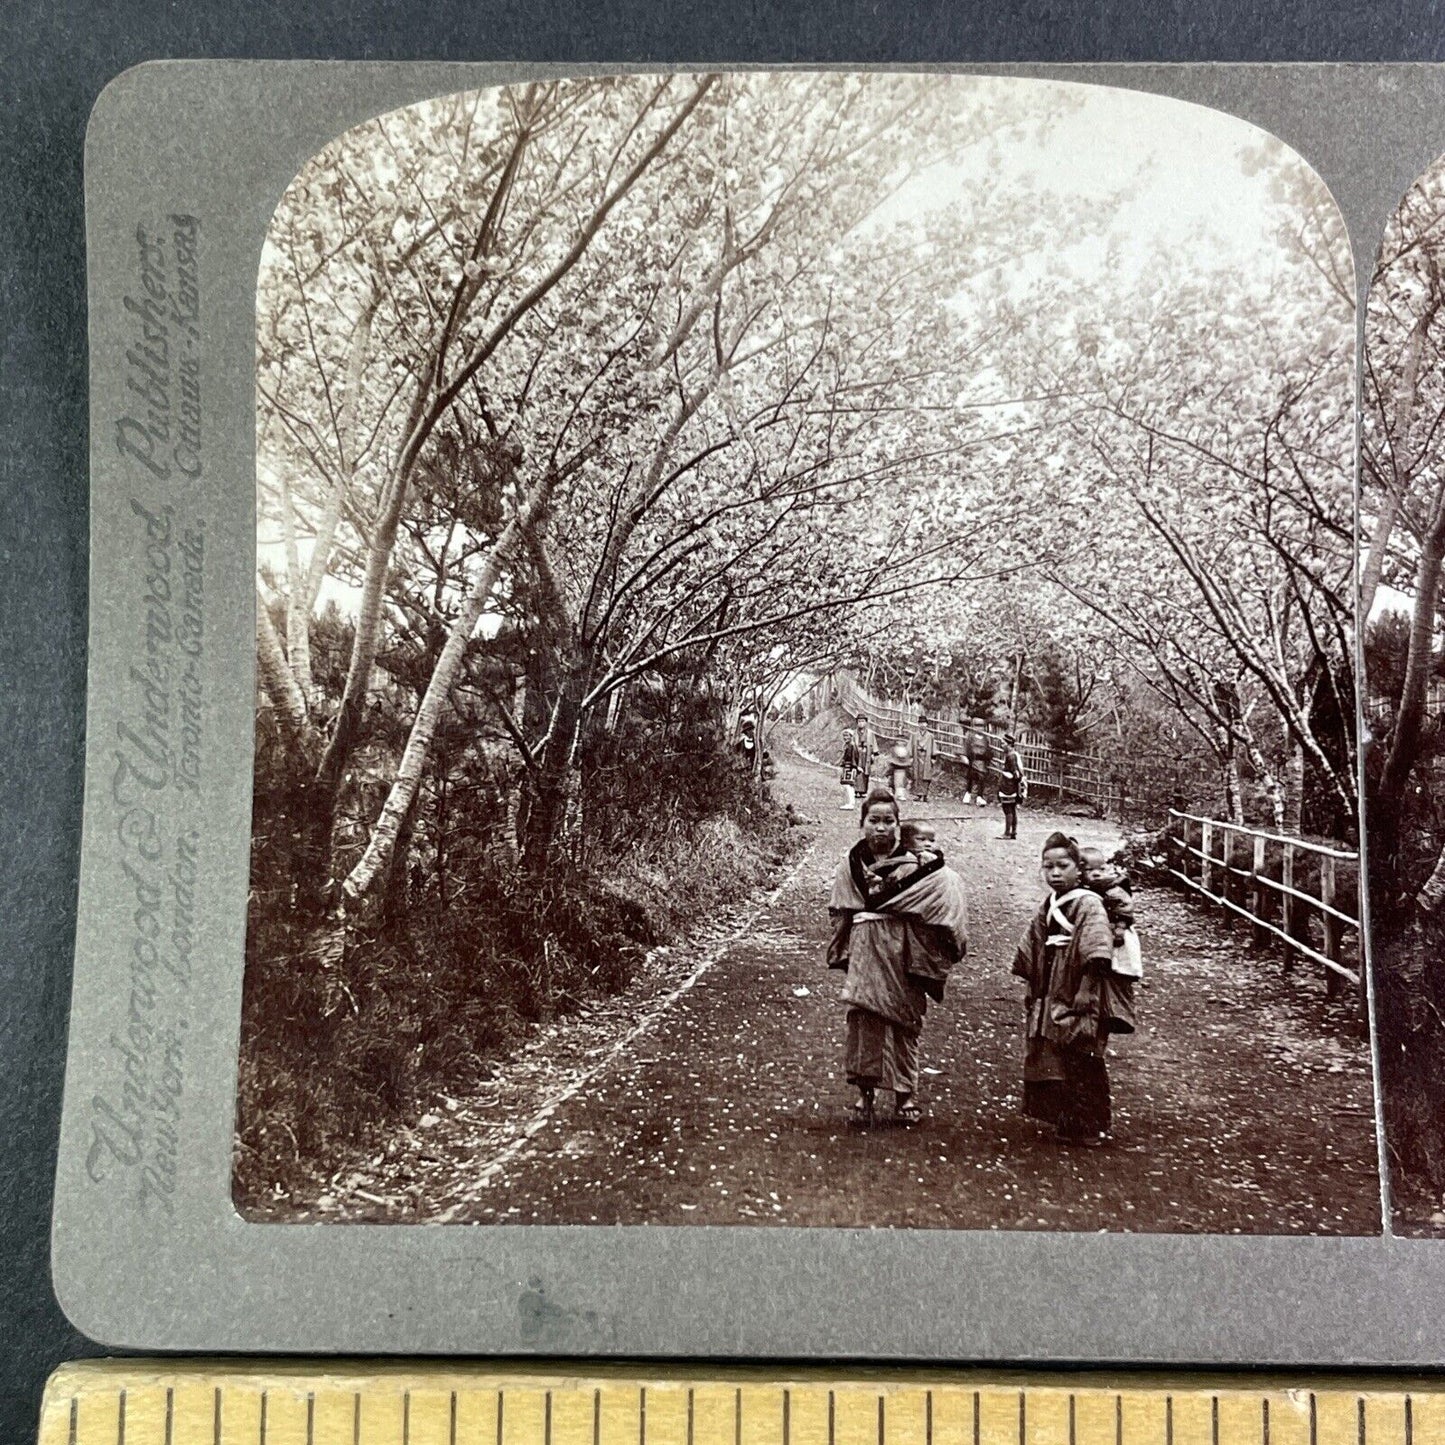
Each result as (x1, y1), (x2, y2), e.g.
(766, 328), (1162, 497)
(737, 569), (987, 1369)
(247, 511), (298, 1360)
(879, 76), (1334, 291)
(1370, 582), (1413, 622)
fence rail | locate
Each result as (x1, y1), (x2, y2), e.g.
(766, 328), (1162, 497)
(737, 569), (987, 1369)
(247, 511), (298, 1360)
(1165, 809), (1362, 1005)
(801, 670), (1210, 820)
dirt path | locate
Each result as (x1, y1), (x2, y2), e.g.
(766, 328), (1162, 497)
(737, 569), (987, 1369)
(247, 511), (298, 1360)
(303, 746), (1382, 1233)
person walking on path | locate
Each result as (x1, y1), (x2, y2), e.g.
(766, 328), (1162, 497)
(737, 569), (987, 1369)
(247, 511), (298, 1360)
(838, 730), (863, 810)
(913, 715), (936, 801)
(963, 716), (993, 806)
(998, 732), (1026, 839)
(837, 713), (874, 810)
(886, 736), (913, 801)
(826, 789), (967, 1127)
(1011, 831), (1133, 1146)
(848, 713), (875, 799)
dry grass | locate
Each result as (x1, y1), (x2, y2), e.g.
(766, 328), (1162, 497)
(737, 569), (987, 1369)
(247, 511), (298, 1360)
(233, 790), (793, 1210)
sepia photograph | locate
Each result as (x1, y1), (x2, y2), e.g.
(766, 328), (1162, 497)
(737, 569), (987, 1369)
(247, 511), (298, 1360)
(234, 71), (1379, 1232)
(1362, 151), (1445, 1235)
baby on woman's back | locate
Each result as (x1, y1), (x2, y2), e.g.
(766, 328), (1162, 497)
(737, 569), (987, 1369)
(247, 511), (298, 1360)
(864, 820), (960, 1000)
(864, 820), (942, 903)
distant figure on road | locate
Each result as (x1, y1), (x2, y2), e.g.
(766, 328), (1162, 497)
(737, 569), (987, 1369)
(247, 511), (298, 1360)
(848, 713), (874, 797)
(998, 732), (1026, 839)
(886, 737), (913, 801)
(836, 713), (873, 810)
(913, 716), (936, 801)
(838, 730), (863, 811)
(963, 716), (993, 806)
(827, 789), (968, 1128)
(1012, 831), (1133, 1147)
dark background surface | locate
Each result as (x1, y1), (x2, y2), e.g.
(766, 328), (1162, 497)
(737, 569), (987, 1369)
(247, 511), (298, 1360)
(5, 4), (1445, 1440)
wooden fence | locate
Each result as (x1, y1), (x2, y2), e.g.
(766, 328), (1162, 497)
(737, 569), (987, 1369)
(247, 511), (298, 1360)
(1166, 809), (1363, 1008)
(803, 670), (1210, 820)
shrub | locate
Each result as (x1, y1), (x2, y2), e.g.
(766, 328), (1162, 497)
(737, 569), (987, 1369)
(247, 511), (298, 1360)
(233, 704), (792, 1211)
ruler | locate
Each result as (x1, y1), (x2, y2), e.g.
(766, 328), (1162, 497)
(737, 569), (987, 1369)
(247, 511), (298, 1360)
(35, 1363), (1444, 1445)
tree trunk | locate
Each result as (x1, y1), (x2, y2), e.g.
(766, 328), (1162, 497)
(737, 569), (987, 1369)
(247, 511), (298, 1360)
(1382, 535), (1445, 809)
(1251, 753), (1287, 833)
(341, 473), (559, 904)
(503, 769), (525, 857)
(1368, 782), (1404, 916)
(256, 597), (317, 759)
(1416, 841), (1445, 915)
(521, 673), (588, 877)
(435, 749), (449, 916)
(1235, 709), (1289, 834)
(379, 792), (419, 930)
(1360, 293), (1438, 619)
(277, 466), (315, 707)
(1283, 739), (1304, 835)
(561, 767), (585, 848)
(1219, 729), (1244, 824)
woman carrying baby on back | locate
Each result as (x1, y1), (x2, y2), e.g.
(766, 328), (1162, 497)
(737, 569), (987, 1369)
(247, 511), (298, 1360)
(826, 790), (968, 1128)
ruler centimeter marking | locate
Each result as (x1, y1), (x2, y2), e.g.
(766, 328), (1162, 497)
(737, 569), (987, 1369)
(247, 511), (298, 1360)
(36, 1365), (1445, 1445)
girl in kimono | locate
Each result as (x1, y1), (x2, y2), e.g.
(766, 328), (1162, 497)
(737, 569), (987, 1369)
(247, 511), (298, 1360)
(1012, 831), (1131, 1146)
(838, 732), (862, 810)
(836, 716), (874, 809)
(913, 718), (936, 801)
(850, 714), (875, 797)
(827, 791), (967, 1127)
(997, 733), (1026, 840)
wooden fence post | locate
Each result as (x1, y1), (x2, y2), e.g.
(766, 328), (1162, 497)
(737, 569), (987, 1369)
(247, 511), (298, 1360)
(1321, 855), (1342, 999)
(1358, 887), (1370, 1025)
(1251, 836), (1268, 950)
(1281, 842), (1296, 974)
(1155, 809), (1360, 993)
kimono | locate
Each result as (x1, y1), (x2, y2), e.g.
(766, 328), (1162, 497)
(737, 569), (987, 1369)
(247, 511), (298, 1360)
(963, 725), (993, 797)
(849, 728), (872, 797)
(1012, 886), (1130, 1137)
(998, 747), (1026, 803)
(913, 727), (936, 798)
(828, 840), (968, 1095)
(845, 726), (875, 796)
(997, 745), (1025, 838)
